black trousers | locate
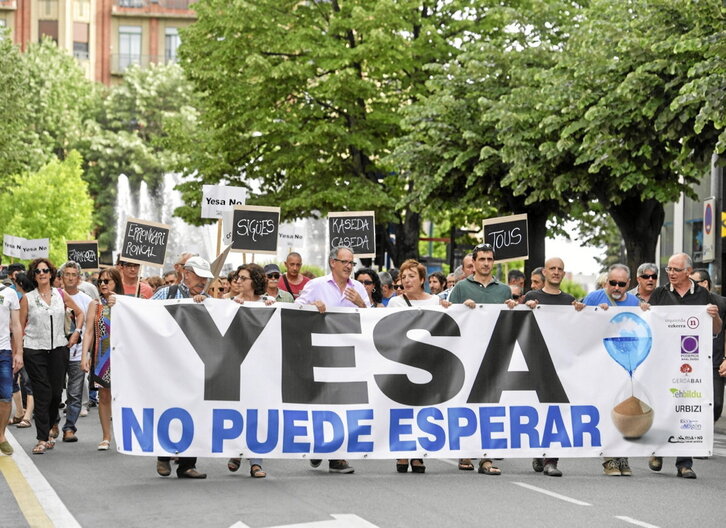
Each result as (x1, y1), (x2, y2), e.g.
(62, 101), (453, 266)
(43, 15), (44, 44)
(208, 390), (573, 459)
(714, 368), (725, 422)
(23, 347), (65, 442)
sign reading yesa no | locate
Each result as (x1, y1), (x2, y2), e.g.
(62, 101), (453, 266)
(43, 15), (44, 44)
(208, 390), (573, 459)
(482, 213), (529, 262)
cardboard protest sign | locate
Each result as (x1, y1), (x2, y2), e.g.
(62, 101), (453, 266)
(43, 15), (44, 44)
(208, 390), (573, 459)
(231, 206), (280, 255)
(119, 217), (170, 267)
(482, 213), (529, 262)
(3, 235), (50, 259)
(328, 211), (375, 258)
(278, 224), (304, 251)
(201, 184), (247, 219)
(66, 241), (99, 270)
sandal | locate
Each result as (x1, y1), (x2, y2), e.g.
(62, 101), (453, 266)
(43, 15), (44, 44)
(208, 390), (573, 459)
(478, 459), (502, 476)
(16, 419), (32, 428)
(10, 415), (24, 425)
(410, 459), (426, 474)
(32, 441), (47, 455)
(227, 458), (242, 472)
(250, 464), (266, 478)
(45, 438), (55, 450)
(97, 440), (111, 451)
(458, 458), (474, 471)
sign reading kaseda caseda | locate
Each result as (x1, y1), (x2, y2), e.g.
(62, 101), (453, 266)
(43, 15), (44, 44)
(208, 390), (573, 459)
(328, 211), (375, 258)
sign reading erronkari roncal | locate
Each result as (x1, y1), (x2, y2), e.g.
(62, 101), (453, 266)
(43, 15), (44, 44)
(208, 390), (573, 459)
(66, 241), (99, 271)
(328, 211), (375, 258)
(231, 205), (280, 254)
(120, 217), (170, 267)
(482, 213), (529, 263)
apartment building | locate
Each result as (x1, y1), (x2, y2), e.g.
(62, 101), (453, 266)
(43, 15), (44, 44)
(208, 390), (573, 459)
(0, 0), (196, 84)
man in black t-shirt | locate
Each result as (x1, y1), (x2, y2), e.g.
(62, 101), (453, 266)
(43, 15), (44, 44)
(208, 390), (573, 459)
(645, 253), (722, 480)
(507, 257), (575, 477)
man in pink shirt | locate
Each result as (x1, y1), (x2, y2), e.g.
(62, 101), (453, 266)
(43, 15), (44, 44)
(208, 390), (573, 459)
(295, 246), (370, 473)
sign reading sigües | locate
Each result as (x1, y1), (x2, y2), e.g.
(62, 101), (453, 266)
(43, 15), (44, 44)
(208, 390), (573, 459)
(231, 205), (280, 255)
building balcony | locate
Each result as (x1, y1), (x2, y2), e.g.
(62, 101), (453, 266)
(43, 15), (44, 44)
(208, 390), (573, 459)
(110, 53), (179, 75)
(114, 0), (196, 11)
(0, 0), (17, 11)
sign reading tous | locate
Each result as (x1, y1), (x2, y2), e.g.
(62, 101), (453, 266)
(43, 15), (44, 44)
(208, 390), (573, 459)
(328, 211), (375, 258)
(66, 241), (99, 270)
(3, 235), (50, 260)
(231, 205), (280, 254)
(120, 217), (170, 267)
(482, 213), (529, 263)
(201, 184), (247, 219)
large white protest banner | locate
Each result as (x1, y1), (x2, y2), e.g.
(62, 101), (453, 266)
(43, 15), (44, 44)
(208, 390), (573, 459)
(111, 299), (713, 459)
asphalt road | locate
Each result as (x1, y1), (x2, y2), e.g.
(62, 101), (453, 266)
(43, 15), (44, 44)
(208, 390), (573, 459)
(2, 411), (726, 528)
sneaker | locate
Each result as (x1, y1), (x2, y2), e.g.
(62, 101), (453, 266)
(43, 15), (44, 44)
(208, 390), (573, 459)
(310, 459), (322, 468)
(178, 468), (207, 479)
(532, 458), (544, 472)
(80, 408), (88, 417)
(328, 460), (354, 474)
(543, 462), (562, 477)
(618, 458), (632, 476)
(602, 459), (621, 476)
(648, 456), (662, 472)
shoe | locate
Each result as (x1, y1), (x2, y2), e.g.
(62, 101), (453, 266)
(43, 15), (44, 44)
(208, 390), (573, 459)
(16, 419), (32, 428)
(328, 460), (354, 474)
(543, 463), (562, 477)
(458, 458), (474, 470)
(677, 466), (696, 479)
(62, 431), (78, 443)
(618, 458), (632, 476)
(10, 415), (24, 425)
(396, 460), (408, 473)
(156, 459), (171, 477)
(309, 459), (322, 468)
(227, 458), (241, 472)
(532, 458), (544, 472)
(178, 468), (207, 479)
(49, 425), (59, 438)
(648, 456), (662, 472)
(602, 459), (621, 476)
(80, 408), (88, 417)
(477, 459), (502, 475)
(97, 440), (110, 451)
(0, 440), (13, 456)
(410, 459), (425, 474)
(250, 464), (266, 478)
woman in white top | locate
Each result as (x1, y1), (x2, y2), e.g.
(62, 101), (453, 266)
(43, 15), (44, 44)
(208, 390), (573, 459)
(388, 259), (450, 473)
(20, 258), (84, 455)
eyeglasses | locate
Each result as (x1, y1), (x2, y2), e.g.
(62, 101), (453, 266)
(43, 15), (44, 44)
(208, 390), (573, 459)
(34, 268), (51, 275)
(267, 273), (280, 279)
(333, 258), (354, 267)
(121, 262), (140, 268)
(393, 285), (404, 291)
(665, 266), (686, 273)
(210, 287), (224, 292)
(608, 280), (627, 288)
(512, 294), (521, 300)
(360, 280), (374, 285)
(234, 276), (252, 282)
(640, 273), (658, 280)
(98, 279), (112, 285)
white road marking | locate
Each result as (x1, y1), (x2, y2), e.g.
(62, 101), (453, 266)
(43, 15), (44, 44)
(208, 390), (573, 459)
(615, 515), (661, 528)
(229, 513), (378, 528)
(511, 481), (592, 506)
(6, 431), (81, 528)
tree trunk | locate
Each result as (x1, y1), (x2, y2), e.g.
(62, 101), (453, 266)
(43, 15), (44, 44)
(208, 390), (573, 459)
(381, 209), (421, 268)
(524, 206), (548, 287)
(607, 197), (664, 277)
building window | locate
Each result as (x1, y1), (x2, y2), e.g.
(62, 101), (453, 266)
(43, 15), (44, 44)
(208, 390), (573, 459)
(74, 22), (90, 59)
(118, 25), (142, 71)
(38, 20), (59, 43)
(165, 27), (180, 64)
(74, 0), (91, 18)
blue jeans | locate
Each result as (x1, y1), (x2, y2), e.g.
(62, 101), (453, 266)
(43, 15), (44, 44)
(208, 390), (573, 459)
(63, 360), (84, 432)
(0, 349), (12, 402)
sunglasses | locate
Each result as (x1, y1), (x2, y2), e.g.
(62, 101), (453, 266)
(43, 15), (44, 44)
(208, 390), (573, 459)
(210, 287), (224, 292)
(267, 273), (280, 279)
(393, 285), (404, 291)
(474, 243), (494, 251)
(164, 280), (175, 285)
(98, 279), (112, 285)
(34, 268), (51, 275)
(608, 280), (627, 288)
(512, 294), (521, 300)
(360, 280), (374, 285)
(121, 262), (140, 268)
(640, 273), (657, 280)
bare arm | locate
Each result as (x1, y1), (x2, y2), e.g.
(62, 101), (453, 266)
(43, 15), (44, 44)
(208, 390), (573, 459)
(10, 309), (23, 373)
(81, 300), (97, 373)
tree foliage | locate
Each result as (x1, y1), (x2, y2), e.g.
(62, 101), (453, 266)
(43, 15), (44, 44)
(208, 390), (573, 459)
(0, 152), (94, 265)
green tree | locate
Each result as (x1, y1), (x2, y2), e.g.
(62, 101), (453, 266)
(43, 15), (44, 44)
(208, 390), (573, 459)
(0, 152), (94, 266)
(175, 0), (498, 265)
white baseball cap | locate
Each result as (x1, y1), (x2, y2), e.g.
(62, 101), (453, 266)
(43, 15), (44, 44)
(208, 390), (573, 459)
(184, 256), (214, 278)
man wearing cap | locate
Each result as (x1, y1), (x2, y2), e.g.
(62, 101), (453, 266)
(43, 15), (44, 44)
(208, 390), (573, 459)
(264, 264), (293, 303)
(278, 252), (310, 300)
(152, 255), (214, 479)
(116, 257), (153, 299)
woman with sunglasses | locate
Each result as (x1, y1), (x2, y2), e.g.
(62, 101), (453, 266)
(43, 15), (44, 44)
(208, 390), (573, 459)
(386, 259), (451, 474)
(228, 264), (275, 478)
(354, 268), (384, 307)
(19, 259), (85, 455)
(81, 268), (123, 451)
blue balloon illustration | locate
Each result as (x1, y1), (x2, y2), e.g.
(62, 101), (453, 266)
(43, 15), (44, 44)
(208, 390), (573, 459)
(602, 312), (652, 376)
